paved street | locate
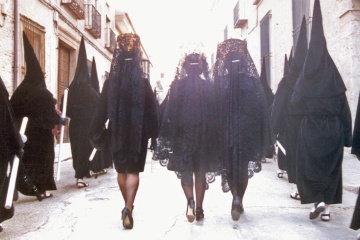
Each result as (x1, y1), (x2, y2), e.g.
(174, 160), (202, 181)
(0, 144), (359, 240)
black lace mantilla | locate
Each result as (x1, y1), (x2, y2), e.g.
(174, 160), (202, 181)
(214, 39), (269, 192)
(153, 51), (222, 189)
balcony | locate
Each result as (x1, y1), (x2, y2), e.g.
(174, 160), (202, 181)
(105, 28), (116, 53)
(61, 0), (85, 19)
(85, 4), (101, 38)
(234, 1), (248, 29)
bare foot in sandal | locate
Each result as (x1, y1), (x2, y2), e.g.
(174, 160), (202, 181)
(76, 179), (89, 188)
(321, 204), (330, 221)
(290, 191), (301, 200)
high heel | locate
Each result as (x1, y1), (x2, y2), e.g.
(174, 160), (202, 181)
(186, 198), (195, 223)
(121, 207), (133, 229)
(195, 207), (204, 221)
(231, 195), (241, 221)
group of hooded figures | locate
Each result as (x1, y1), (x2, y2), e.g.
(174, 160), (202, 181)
(0, 0), (359, 233)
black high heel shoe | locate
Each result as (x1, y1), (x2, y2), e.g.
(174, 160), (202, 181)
(231, 195), (241, 221)
(186, 198), (195, 223)
(195, 207), (204, 221)
(122, 207), (133, 229)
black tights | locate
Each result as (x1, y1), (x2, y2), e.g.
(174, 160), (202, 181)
(181, 172), (206, 208)
(230, 179), (248, 203)
(117, 173), (139, 211)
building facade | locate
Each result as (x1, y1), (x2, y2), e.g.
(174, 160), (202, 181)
(0, 0), (151, 142)
(0, 0), (150, 102)
(210, 0), (360, 121)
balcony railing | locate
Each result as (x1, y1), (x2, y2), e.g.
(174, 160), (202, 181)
(105, 28), (116, 53)
(85, 4), (101, 38)
(61, 0), (85, 19)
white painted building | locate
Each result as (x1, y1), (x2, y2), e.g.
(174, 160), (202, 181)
(0, 0), (151, 143)
(0, 0), (151, 101)
(210, 0), (360, 121)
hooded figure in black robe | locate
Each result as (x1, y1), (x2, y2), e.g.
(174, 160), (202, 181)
(10, 32), (64, 197)
(270, 17), (308, 193)
(259, 56), (274, 160)
(0, 77), (24, 228)
(350, 92), (360, 230)
(66, 37), (99, 186)
(292, 0), (352, 220)
(213, 39), (269, 221)
(88, 57), (112, 175)
(275, 53), (289, 174)
(154, 51), (221, 223)
(89, 33), (158, 229)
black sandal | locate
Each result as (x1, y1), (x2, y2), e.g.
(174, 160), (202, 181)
(309, 202), (325, 219)
(290, 191), (301, 200)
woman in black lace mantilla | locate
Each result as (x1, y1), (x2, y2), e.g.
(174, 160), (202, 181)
(213, 39), (269, 221)
(89, 33), (158, 229)
(154, 51), (221, 223)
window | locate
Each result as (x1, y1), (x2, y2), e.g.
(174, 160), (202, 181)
(260, 12), (271, 86)
(292, 0), (311, 49)
(20, 15), (46, 82)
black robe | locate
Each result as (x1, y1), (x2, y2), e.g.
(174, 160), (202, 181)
(10, 32), (61, 195)
(0, 78), (23, 223)
(67, 87), (99, 178)
(294, 95), (352, 204)
(260, 57), (274, 159)
(13, 90), (61, 195)
(66, 37), (99, 179)
(350, 92), (360, 230)
(270, 17), (308, 183)
(293, 0), (352, 204)
(89, 58), (112, 173)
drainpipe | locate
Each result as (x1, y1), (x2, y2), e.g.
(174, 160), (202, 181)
(13, 0), (19, 88)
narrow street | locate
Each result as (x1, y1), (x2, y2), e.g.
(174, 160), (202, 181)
(1, 145), (359, 240)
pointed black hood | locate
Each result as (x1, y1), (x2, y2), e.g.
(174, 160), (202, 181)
(0, 76), (8, 99)
(90, 57), (100, 94)
(260, 56), (274, 105)
(66, 36), (99, 112)
(22, 32), (46, 88)
(288, 47), (293, 67)
(294, 0), (346, 98)
(11, 32), (48, 110)
(69, 36), (90, 89)
(283, 54), (289, 76)
(284, 16), (308, 88)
